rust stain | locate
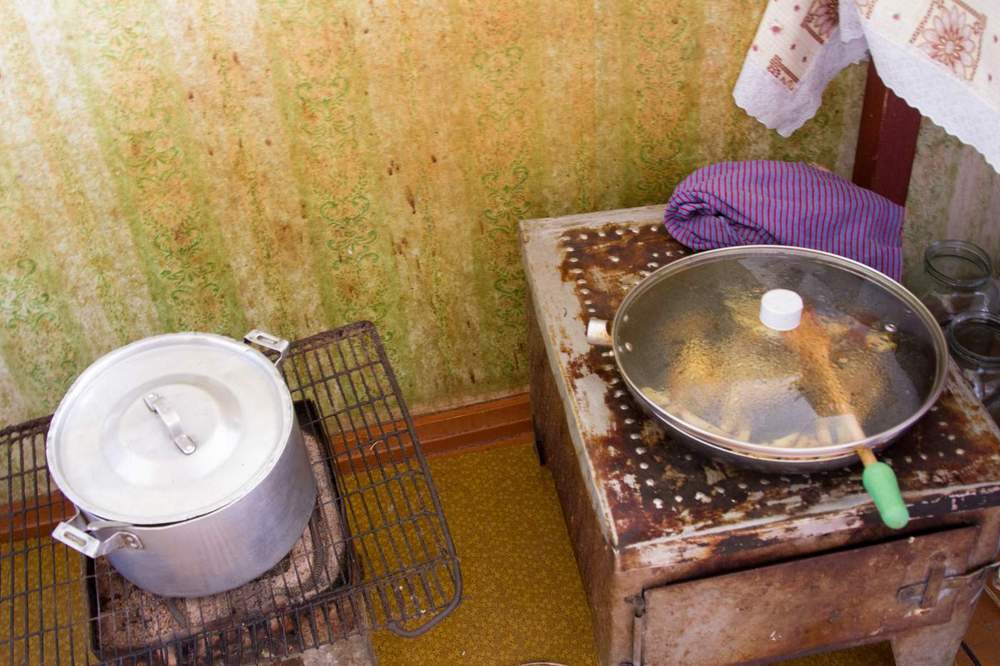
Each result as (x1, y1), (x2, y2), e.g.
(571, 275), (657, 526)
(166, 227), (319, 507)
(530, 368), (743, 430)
(556, 222), (1000, 549)
(404, 186), (416, 214)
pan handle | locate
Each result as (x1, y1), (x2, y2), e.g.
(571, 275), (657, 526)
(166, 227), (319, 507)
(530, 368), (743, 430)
(586, 319), (612, 347)
(858, 448), (910, 529)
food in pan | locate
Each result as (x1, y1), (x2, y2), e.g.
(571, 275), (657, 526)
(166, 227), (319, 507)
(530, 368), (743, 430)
(640, 286), (901, 448)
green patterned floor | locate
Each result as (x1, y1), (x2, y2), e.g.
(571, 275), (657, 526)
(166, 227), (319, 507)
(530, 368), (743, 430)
(371, 441), (898, 666)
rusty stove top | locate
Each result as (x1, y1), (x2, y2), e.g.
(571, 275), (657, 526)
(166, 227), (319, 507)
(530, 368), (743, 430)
(521, 205), (1000, 561)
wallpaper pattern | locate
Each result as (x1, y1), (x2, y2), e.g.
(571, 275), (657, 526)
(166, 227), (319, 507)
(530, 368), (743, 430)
(0, 1), (988, 425)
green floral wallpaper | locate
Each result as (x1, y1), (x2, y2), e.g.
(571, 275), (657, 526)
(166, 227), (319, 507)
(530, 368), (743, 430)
(0, 1), (893, 424)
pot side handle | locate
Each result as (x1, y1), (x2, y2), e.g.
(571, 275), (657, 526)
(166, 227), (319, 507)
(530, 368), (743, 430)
(52, 512), (143, 558)
(244, 329), (291, 368)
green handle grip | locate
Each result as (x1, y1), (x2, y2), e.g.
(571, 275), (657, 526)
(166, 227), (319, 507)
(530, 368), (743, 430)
(862, 461), (910, 529)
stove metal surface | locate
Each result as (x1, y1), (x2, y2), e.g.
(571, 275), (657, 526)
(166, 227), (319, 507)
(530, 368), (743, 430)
(522, 205), (1000, 559)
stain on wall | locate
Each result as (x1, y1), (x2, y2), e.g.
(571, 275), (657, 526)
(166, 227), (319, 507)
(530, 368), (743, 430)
(4, 0), (975, 425)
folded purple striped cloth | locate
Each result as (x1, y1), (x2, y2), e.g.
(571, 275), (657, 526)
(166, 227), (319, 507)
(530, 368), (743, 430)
(663, 161), (905, 281)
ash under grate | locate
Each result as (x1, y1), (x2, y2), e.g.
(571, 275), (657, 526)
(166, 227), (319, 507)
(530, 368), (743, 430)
(1, 322), (462, 665)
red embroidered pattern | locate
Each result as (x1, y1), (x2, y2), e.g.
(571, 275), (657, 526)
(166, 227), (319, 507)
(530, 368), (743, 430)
(802, 0), (840, 44)
(911, 0), (986, 81)
(767, 54), (801, 90)
(855, 0), (879, 20)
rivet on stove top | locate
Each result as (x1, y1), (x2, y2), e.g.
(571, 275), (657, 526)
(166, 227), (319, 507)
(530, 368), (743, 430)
(674, 495), (683, 502)
(588, 307), (597, 314)
(603, 364), (614, 371)
(639, 462), (649, 469)
(645, 478), (655, 486)
(577, 279), (587, 285)
(581, 288), (591, 294)
(647, 262), (659, 269)
(649, 225), (659, 232)
(623, 314), (629, 322)
(598, 231), (607, 237)
(639, 270), (650, 277)
(615, 229), (625, 236)
(630, 227), (640, 234)
(560, 235), (571, 242)
(684, 454), (692, 461)
(947, 434), (956, 441)
(614, 389), (624, 397)
(652, 252), (659, 258)
(624, 341), (633, 351)
(629, 433), (640, 440)
(569, 256), (579, 263)
(635, 446), (646, 454)
(904, 456), (912, 464)
(579, 234), (589, 240)
(571, 268), (583, 274)
(956, 448), (966, 455)
(584, 299), (593, 305)
(602, 350), (614, 358)
(610, 256), (620, 263)
(919, 453), (928, 460)
(738, 482), (748, 489)
(610, 377), (620, 384)
(652, 497), (663, 508)
(619, 404), (629, 410)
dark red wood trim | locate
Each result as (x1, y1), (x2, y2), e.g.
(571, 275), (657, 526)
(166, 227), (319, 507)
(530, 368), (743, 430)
(851, 60), (923, 207)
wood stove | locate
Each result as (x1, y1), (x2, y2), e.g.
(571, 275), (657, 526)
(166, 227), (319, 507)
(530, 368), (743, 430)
(521, 205), (1000, 666)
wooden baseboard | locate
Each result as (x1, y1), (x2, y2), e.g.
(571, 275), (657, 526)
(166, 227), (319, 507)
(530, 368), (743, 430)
(413, 391), (533, 457)
(1, 392), (534, 541)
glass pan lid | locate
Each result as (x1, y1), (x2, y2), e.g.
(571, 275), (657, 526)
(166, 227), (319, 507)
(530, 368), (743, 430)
(46, 333), (293, 525)
(615, 246), (943, 452)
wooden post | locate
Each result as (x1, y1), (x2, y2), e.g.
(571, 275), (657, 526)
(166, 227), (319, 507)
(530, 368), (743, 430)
(851, 60), (923, 206)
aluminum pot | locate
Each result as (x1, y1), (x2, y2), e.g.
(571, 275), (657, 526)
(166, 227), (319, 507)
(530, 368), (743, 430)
(588, 246), (949, 525)
(48, 330), (316, 598)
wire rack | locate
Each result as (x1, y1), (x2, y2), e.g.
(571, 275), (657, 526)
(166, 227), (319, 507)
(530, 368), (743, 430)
(1, 322), (462, 664)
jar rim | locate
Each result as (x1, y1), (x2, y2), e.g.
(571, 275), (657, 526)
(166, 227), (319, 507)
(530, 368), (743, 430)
(946, 312), (1000, 368)
(924, 240), (993, 289)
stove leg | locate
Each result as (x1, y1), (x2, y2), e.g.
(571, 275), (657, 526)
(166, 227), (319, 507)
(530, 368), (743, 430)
(890, 589), (979, 666)
(527, 292), (553, 467)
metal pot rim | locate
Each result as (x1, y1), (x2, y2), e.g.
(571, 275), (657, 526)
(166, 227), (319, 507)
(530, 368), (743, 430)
(46, 331), (296, 525)
(611, 245), (950, 459)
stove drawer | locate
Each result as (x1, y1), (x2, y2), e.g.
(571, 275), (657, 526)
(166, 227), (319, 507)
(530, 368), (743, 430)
(638, 525), (979, 666)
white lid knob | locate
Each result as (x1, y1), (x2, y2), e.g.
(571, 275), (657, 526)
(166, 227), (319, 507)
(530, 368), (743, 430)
(760, 289), (803, 331)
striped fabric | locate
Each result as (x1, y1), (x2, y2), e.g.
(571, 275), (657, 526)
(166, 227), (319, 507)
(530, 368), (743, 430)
(663, 161), (905, 280)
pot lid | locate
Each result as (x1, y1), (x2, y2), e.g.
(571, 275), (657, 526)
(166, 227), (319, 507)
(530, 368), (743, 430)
(47, 332), (294, 525)
(615, 246), (947, 453)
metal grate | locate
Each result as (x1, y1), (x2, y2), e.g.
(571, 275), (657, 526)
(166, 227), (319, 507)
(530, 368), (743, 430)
(1, 322), (462, 664)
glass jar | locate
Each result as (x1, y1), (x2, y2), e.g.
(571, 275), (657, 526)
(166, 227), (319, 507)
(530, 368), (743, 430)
(946, 312), (1000, 422)
(916, 240), (1000, 326)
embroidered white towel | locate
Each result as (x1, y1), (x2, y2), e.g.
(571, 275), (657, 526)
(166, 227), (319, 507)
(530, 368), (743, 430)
(734, 0), (1000, 172)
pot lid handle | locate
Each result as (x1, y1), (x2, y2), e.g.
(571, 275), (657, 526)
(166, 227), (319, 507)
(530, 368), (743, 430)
(759, 289), (803, 331)
(144, 392), (197, 455)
